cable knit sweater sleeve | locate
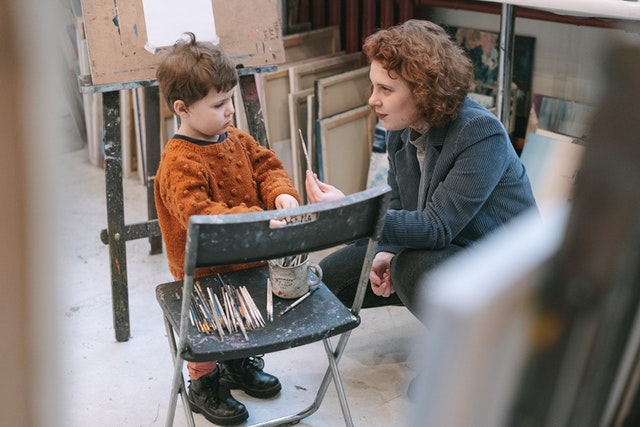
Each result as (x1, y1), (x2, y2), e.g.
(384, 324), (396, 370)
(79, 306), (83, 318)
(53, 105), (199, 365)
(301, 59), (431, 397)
(154, 126), (299, 279)
(237, 129), (300, 210)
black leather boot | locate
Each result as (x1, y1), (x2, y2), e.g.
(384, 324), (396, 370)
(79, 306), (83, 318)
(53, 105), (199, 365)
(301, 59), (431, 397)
(188, 366), (248, 426)
(220, 356), (282, 398)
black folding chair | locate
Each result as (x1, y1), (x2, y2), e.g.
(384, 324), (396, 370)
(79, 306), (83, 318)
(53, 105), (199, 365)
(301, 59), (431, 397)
(156, 185), (391, 426)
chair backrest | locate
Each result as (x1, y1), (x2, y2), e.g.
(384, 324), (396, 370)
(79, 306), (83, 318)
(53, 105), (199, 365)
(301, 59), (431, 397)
(184, 185), (391, 276)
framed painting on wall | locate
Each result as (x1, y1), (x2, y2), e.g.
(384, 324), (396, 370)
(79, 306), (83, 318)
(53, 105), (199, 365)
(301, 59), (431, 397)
(443, 25), (536, 141)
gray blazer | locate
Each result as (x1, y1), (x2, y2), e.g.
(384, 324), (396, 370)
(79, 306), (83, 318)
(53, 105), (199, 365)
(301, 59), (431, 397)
(379, 97), (537, 252)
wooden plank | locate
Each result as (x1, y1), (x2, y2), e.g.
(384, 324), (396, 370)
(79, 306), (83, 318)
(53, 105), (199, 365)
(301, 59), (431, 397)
(328, 0), (342, 27)
(345, 0), (360, 53)
(315, 66), (370, 119)
(398, 0), (414, 22)
(362, 0), (377, 39)
(283, 26), (341, 63)
(288, 52), (362, 93)
(259, 68), (291, 145)
(306, 93), (316, 174)
(288, 88), (314, 197)
(380, 0), (396, 29)
(311, 0), (326, 29)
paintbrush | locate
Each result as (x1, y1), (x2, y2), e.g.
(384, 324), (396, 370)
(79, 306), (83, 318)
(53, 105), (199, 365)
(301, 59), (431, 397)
(278, 285), (320, 317)
(266, 278), (273, 322)
(298, 128), (313, 173)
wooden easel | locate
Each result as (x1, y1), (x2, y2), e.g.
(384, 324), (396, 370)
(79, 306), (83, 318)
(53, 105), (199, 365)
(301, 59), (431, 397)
(79, 0), (284, 341)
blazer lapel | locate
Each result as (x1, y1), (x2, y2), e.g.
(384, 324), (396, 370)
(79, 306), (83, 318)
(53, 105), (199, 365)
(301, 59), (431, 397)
(394, 131), (420, 211)
(417, 128), (445, 210)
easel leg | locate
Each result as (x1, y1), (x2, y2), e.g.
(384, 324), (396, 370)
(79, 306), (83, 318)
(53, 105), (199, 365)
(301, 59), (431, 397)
(239, 73), (269, 148)
(103, 90), (130, 342)
(143, 87), (162, 255)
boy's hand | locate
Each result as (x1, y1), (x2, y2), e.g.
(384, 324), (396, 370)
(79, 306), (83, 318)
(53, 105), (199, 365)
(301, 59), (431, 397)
(275, 194), (299, 210)
(271, 194), (298, 228)
(269, 219), (287, 228)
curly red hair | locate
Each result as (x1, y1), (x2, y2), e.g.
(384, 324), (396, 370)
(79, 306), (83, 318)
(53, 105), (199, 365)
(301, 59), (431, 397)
(363, 20), (473, 128)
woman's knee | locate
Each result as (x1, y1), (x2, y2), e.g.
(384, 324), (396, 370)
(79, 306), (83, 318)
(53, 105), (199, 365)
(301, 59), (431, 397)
(319, 242), (367, 294)
(390, 246), (463, 313)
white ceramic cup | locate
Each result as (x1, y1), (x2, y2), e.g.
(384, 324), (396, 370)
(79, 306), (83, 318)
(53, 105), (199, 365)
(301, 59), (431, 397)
(268, 256), (323, 299)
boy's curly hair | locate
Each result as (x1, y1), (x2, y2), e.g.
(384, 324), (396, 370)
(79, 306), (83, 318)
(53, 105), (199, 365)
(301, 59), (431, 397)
(156, 32), (238, 114)
(363, 20), (473, 128)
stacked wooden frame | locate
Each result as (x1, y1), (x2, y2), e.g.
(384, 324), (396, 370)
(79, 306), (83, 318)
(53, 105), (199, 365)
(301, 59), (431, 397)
(259, 27), (376, 200)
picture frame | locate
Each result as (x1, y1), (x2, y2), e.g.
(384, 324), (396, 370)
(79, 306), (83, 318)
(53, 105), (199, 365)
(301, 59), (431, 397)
(315, 66), (371, 120)
(256, 68), (295, 179)
(258, 68), (291, 146)
(260, 52), (362, 185)
(283, 26), (341, 63)
(317, 105), (376, 195)
(288, 52), (363, 93)
(287, 88), (314, 195)
(258, 52), (349, 149)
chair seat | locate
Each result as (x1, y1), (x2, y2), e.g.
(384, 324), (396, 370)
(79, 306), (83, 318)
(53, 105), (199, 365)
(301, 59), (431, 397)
(156, 265), (360, 362)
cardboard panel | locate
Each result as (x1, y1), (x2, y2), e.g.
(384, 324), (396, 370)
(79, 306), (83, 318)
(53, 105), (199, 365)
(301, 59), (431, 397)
(80, 0), (285, 86)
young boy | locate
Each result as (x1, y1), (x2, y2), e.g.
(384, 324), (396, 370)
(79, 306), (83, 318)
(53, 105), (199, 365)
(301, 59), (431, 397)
(155, 33), (300, 426)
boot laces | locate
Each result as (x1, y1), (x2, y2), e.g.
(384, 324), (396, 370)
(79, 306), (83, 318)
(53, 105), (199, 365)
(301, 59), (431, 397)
(244, 355), (265, 371)
(193, 364), (231, 403)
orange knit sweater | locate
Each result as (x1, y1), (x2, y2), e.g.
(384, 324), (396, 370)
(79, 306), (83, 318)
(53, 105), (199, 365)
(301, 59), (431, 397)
(154, 126), (300, 280)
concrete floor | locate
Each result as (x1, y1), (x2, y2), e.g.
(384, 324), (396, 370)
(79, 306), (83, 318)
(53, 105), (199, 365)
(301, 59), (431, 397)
(57, 142), (423, 426)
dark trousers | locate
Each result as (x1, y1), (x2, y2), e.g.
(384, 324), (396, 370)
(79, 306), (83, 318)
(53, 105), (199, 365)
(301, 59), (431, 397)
(319, 240), (463, 318)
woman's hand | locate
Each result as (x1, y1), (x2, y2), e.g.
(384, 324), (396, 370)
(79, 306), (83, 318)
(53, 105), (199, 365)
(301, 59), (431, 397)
(369, 251), (395, 297)
(305, 170), (345, 203)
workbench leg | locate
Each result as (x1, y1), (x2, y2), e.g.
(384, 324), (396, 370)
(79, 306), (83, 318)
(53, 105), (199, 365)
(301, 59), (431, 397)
(239, 73), (270, 148)
(103, 90), (130, 342)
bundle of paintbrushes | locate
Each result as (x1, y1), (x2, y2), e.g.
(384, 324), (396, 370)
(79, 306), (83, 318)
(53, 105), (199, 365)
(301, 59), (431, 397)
(188, 275), (265, 341)
(274, 252), (308, 268)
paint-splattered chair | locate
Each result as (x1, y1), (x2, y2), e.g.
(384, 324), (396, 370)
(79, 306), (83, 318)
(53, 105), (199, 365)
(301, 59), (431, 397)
(156, 185), (391, 426)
